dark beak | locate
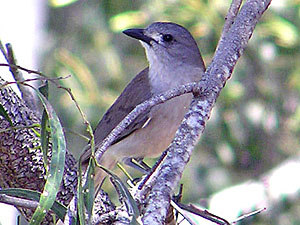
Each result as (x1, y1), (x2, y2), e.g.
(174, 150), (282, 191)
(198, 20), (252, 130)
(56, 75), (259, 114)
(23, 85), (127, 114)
(123, 28), (154, 45)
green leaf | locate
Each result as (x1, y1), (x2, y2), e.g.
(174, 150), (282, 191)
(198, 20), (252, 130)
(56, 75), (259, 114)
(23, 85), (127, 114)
(49, 0), (78, 8)
(76, 151), (96, 225)
(99, 165), (139, 224)
(0, 104), (13, 126)
(40, 82), (50, 170)
(39, 82), (49, 99)
(262, 16), (298, 47)
(77, 158), (85, 225)
(29, 89), (66, 225)
(109, 11), (146, 32)
(0, 188), (66, 221)
(83, 158), (95, 225)
(41, 111), (50, 170)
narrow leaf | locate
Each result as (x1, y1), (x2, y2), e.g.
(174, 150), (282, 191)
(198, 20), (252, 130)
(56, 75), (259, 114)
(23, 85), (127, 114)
(29, 89), (66, 224)
(39, 81), (49, 99)
(0, 188), (66, 220)
(40, 81), (50, 170)
(41, 111), (50, 170)
(99, 165), (139, 223)
(77, 158), (85, 225)
(83, 158), (95, 225)
(0, 104), (13, 126)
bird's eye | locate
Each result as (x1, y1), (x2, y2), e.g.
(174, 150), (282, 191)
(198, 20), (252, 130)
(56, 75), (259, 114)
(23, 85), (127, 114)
(162, 34), (173, 42)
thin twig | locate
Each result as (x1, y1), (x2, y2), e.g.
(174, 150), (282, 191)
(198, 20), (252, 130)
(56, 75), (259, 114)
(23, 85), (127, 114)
(63, 127), (90, 142)
(0, 40), (9, 62)
(0, 75), (70, 95)
(3, 44), (44, 117)
(0, 63), (70, 81)
(0, 78), (46, 89)
(170, 201), (196, 225)
(0, 63), (92, 135)
(6, 44), (25, 84)
(0, 194), (38, 210)
(0, 62), (93, 154)
(176, 203), (230, 225)
(174, 184), (183, 222)
(232, 207), (266, 224)
(0, 60), (94, 145)
(56, 84), (95, 154)
(0, 63), (45, 77)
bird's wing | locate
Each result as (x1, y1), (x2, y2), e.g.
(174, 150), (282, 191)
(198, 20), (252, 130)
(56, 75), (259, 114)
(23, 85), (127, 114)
(80, 68), (152, 164)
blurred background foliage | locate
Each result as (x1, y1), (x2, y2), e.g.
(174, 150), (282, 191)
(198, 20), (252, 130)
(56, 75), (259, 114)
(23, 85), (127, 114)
(41, 0), (299, 224)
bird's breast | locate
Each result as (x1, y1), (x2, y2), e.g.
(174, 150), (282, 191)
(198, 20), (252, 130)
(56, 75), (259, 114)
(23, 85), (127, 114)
(107, 93), (193, 160)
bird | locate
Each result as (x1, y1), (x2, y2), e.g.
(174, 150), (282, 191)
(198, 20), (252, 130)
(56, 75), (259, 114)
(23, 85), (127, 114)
(80, 22), (205, 189)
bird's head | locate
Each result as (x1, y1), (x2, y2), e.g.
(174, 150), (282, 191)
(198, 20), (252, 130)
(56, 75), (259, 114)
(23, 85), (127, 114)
(123, 22), (205, 72)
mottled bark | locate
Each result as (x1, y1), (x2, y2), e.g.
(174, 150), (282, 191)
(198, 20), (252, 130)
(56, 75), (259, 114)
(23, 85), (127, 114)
(0, 78), (77, 223)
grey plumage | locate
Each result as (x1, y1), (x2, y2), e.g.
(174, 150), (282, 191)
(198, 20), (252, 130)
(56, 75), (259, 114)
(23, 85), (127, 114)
(81, 22), (205, 187)
(80, 68), (151, 163)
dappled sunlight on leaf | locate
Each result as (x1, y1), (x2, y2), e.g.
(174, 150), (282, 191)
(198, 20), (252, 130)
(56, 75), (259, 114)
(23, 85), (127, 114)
(55, 49), (102, 105)
(259, 42), (277, 61)
(244, 101), (265, 125)
(109, 11), (147, 32)
(223, 81), (245, 100)
(287, 106), (300, 132)
(49, 0), (78, 8)
(260, 17), (298, 47)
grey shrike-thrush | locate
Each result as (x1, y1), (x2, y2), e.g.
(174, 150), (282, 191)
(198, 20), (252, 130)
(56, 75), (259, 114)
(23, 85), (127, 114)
(80, 22), (205, 188)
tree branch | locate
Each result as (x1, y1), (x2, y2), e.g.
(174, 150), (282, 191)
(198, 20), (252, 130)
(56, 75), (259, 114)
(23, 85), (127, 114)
(0, 194), (38, 210)
(217, 0), (243, 51)
(140, 0), (272, 224)
(0, 42), (42, 118)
